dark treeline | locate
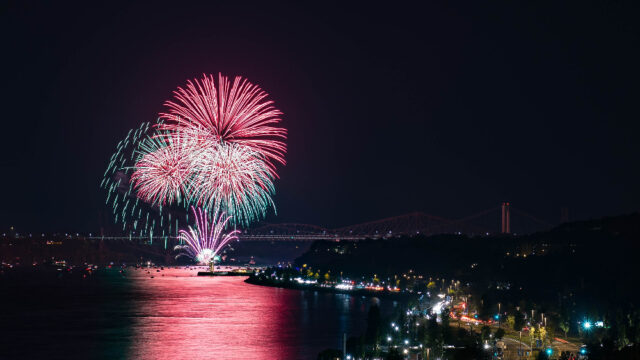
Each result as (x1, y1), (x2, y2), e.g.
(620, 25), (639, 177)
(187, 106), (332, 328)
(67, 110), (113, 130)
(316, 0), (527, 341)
(296, 213), (639, 303)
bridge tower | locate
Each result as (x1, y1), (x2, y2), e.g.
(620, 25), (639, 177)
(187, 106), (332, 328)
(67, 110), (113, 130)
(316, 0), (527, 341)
(501, 202), (511, 234)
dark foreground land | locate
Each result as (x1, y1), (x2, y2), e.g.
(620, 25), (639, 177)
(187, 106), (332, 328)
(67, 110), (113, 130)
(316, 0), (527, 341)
(252, 213), (640, 359)
(252, 214), (640, 316)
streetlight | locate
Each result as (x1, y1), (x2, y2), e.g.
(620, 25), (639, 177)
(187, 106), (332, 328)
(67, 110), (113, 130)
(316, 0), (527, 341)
(519, 331), (522, 359)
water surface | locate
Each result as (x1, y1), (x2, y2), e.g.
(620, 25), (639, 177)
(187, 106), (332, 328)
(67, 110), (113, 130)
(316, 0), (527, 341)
(0, 267), (399, 359)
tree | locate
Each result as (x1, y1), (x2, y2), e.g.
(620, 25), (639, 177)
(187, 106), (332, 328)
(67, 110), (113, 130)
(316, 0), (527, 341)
(495, 328), (505, 339)
(455, 309), (463, 328)
(317, 348), (342, 360)
(477, 294), (494, 321)
(385, 348), (403, 360)
(452, 346), (482, 360)
(425, 317), (440, 346)
(346, 336), (364, 359)
(559, 320), (570, 339)
(441, 310), (452, 342)
(546, 325), (555, 343)
(514, 311), (525, 331)
(426, 317), (445, 359)
(365, 305), (382, 346)
(536, 350), (549, 360)
(507, 315), (516, 330)
(481, 325), (492, 340)
(539, 327), (547, 342)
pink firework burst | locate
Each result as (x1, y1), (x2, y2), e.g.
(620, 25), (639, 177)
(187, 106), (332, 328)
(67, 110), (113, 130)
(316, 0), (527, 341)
(175, 207), (240, 265)
(159, 73), (287, 174)
(130, 135), (199, 206)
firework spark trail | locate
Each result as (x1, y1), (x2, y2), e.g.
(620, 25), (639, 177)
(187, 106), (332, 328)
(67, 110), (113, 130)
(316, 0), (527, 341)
(175, 207), (240, 265)
(159, 73), (287, 175)
(101, 120), (183, 239)
(102, 122), (152, 231)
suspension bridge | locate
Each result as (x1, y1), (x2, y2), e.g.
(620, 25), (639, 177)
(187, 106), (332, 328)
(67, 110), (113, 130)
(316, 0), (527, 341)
(90, 203), (553, 243)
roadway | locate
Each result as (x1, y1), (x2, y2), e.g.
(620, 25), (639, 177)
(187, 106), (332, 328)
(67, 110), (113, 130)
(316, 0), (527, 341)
(501, 336), (531, 359)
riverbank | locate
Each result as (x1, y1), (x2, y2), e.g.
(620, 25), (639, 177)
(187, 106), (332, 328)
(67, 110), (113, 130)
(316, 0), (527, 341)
(245, 276), (412, 300)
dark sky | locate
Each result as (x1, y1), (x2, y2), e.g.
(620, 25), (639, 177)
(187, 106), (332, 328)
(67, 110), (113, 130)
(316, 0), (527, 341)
(1, 1), (638, 233)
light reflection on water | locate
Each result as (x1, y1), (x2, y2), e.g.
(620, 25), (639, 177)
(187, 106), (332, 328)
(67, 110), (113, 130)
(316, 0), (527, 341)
(125, 268), (398, 360)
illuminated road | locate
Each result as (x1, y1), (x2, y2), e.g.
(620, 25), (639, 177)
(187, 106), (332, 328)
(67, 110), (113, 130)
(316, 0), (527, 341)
(501, 337), (531, 359)
(551, 338), (580, 355)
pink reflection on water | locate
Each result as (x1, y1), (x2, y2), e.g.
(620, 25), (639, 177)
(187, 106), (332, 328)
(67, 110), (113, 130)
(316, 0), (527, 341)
(126, 268), (296, 360)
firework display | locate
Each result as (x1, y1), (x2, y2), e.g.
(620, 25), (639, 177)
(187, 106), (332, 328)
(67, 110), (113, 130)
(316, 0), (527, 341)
(130, 134), (200, 206)
(102, 73), (285, 242)
(159, 73), (287, 174)
(101, 120), (182, 240)
(190, 142), (275, 227)
(174, 207), (240, 265)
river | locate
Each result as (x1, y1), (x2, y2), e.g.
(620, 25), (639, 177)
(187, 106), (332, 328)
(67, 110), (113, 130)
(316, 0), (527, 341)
(0, 267), (401, 360)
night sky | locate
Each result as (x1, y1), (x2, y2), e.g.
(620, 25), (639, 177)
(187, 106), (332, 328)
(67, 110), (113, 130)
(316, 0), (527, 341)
(1, 1), (638, 233)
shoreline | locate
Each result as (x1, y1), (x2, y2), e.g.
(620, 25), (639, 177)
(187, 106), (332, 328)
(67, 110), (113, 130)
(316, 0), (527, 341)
(244, 276), (412, 300)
